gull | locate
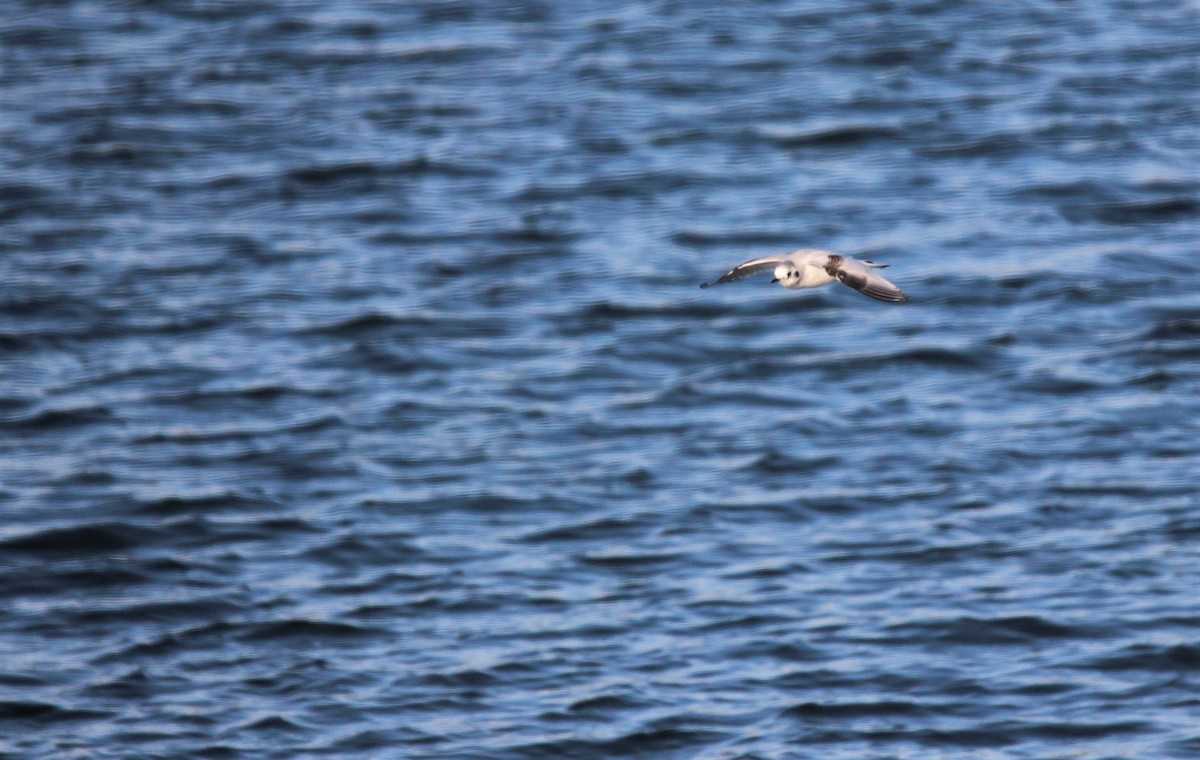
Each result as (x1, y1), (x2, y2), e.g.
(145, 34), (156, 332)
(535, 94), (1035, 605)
(700, 248), (909, 303)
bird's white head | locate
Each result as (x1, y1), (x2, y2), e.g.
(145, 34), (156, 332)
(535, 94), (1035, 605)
(771, 262), (802, 288)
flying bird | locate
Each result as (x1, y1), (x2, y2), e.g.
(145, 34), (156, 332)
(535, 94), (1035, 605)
(700, 248), (909, 303)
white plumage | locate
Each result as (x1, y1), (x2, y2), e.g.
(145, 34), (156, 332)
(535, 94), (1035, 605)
(700, 248), (909, 303)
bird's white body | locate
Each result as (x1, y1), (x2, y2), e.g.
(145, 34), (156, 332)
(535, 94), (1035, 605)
(700, 248), (908, 303)
(772, 250), (839, 290)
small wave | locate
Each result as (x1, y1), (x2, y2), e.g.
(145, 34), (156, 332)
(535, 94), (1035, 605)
(519, 515), (650, 543)
(281, 156), (493, 191)
(514, 169), (712, 202)
(1083, 643), (1200, 672)
(578, 550), (689, 569)
(513, 728), (732, 759)
(918, 132), (1029, 158)
(236, 619), (389, 643)
(783, 699), (926, 719)
(725, 639), (826, 663)
(757, 123), (903, 148)
(7, 404), (114, 431)
(127, 491), (284, 517)
(79, 668), (154, 701)
(741, 450), (838, 474)
(0, 701), (112, 723)
(567, 694), (649, 713)
(303, 534), (423, 568)
(1141, 318), (1200, 342)
(1011, 720), (1154, 741)
(690, 613), (799, 633)
(238, 714), (309, 733)
(419, 669), (502, 688)
(887, 615), (1102, 645)
(0, 522), (162, 558)
(1061, 197), (1199, 225)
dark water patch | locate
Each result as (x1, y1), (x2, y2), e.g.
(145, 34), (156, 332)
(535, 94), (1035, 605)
(824, 539), (1016, 566)
(304, 730), (384, 755)
(904, 727), (1020, 748)
(578, 550), (689, 570)
(67, 137), (186, 169)
(130, 411), (348, 445)
(1017, 371), (1104, 395)
(299, 309), (513, 339)
(71, 597), (246, 627)
(284, 156), (494, 188)
(1013, 178), (1114, 204)
(0, 331), (30, 351)
(0, 566), (151, 599)
(303, 534), (422, 568)
(741, 450), (838, 475)
(568, 694), (654, 714)
(419, 668), (503, 689)
(152, 516), (317, 552)
(519, 515), (650, 544)
(688, 501), (809, 528)
(1164, 516), (1200, 542)
(489, 225), (582, 246)
(1084, 643), (1200, 673)
(0, 183), (55, 223)
(691, 613), (799, 633)
(80, 668), (162, 701)
(1167, 735), (1200, 758)
(0, 673), (48, 688)
(758, 123), (904, 148)
(0, 701), (113, 724)
(721, 561), (813, 580)
(889, 615), (1102, 645)
(1011, 720), (1154, 741)
(128, 491), (284, 517)
(385, 492), (579, 517)
(1061, 197), (1200, 225)
(513, 728), (732, 759)
(783, 699), (927, 720)
(1051, 481), (1191, 498)
(238, 714), (308, 733)
(7, 404), (115, 431)
(917, 132), (1029, 158)
(1141, 318), (1200, 342)
(725, 639), (826, 663)
(1128, 368), (1173, 388)
(0, 522), (163, 558)
(385, 41), (513, 66)
(825, 346), (989, 372)
(1009, 681), (1078, 697)
(236, 619), (388, 643)
(94, 624), (237, 662)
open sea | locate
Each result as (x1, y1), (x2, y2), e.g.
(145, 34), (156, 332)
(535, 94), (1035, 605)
(2, 2), (1199, 758)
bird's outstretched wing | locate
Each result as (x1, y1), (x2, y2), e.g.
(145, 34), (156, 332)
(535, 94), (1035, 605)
(699, 256), (784, 289)
(824, 255), (909, 302)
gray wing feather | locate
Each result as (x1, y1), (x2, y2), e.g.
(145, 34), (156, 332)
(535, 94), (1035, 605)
(826, 256), (909, 302)
(835, 270), (909, 302)
(699, 257), (783, 289)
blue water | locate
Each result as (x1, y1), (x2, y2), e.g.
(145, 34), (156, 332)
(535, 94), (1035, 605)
(2, 2), (1199, 757)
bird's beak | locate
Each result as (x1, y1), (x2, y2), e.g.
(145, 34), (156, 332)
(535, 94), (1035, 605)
(770, 277), (779, 283)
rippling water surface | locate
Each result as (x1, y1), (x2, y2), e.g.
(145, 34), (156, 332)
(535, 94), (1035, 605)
(2, 1), (1199, 757)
